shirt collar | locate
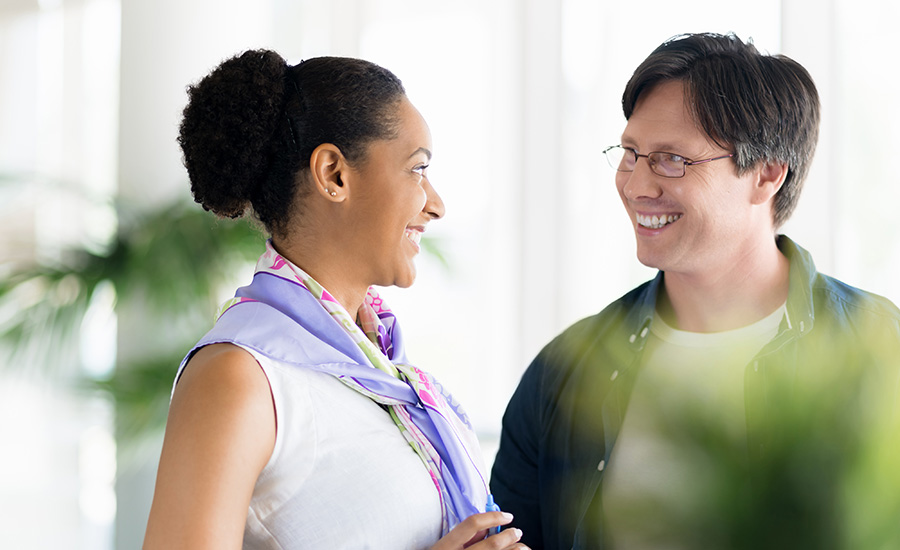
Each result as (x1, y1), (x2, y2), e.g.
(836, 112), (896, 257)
(777, 234), (817, 337)
(622, 271), (663, 352)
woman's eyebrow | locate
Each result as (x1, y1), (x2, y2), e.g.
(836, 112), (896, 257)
(409, 147), (432, 160)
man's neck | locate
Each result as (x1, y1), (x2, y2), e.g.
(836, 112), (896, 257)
(658, 237), (790, 333)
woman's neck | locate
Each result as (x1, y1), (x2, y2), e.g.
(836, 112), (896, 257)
(270, 235), (367, 317)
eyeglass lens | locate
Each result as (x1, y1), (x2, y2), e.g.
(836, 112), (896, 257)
(604, 147), (685, 178)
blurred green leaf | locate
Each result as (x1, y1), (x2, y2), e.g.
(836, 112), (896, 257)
(1, 190), (450, 451)
(0, 195), (264, 448)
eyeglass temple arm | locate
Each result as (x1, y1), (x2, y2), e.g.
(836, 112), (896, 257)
(684, 153), (734, 166)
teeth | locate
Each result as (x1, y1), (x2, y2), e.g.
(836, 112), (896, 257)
(405, 229), (422, 245)
(637, 213), (682, 229)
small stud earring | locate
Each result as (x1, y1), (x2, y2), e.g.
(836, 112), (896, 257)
(329, 190), (337, 197)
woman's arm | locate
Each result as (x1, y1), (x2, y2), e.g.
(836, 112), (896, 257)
(143, 344), (276, 549)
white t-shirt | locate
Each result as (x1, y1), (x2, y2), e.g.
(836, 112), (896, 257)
(238, 345), (443, 549)
(602, 304), (785, 549)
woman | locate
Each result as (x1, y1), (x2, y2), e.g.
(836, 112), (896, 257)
(143, 50), (527, 549)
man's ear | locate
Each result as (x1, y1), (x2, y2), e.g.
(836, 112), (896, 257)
(750, 162), (789, 206)
(309, 143), (348, 202)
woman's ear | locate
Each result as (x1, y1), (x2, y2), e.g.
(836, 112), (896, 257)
(750, 162), (789, 206)
(309, 143), (348, 201)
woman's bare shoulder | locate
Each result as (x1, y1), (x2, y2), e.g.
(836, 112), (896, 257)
(144, 343), (276, 548)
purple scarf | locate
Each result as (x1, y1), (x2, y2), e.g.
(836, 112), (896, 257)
(180, 243), (490, 534)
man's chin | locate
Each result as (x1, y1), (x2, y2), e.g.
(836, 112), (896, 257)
(635, 249), (663, 270)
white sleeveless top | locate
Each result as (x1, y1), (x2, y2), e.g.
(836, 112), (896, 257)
(237, 345), (443, 549)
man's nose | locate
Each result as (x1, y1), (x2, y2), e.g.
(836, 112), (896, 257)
(619, 160), (663, 201)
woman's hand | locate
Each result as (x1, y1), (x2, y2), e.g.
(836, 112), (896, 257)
(429, 512), (529, 550)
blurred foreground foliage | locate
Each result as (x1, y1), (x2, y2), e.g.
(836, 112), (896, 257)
(597, 317), (900, 550)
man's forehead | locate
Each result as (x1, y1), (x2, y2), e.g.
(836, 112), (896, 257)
(620, 82), (716, 152)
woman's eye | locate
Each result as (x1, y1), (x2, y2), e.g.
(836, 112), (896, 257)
(413, 164), (429, 176)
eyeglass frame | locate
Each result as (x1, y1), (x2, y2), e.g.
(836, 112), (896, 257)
(602, 144), (734, 178)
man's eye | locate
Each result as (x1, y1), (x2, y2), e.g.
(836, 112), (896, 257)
(662, 153), (684, 163)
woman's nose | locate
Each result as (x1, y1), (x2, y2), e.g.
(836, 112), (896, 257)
(423, 178), (445, 220)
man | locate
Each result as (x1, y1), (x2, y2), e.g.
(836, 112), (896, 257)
(490, 32), (900, 550)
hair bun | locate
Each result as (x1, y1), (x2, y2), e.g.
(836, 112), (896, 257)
(178, 49), (289, 218)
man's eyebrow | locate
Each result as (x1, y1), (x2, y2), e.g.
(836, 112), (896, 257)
(409, 147), (432, 160)
(620, 137), (686, 154)
(620, 134), (637, 148)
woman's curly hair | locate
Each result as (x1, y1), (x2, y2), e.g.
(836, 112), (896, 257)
(178, 49), (406, 237)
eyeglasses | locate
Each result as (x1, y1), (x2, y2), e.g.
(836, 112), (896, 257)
(602, 145), (734, 178)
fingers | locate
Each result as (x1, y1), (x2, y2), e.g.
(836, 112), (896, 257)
(466, 526), (527, 549)
(432, 511), (522, 550)
(460, 511), (514, 546)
